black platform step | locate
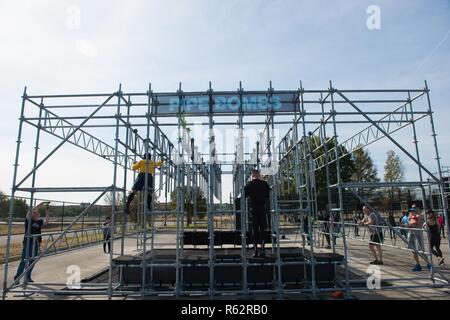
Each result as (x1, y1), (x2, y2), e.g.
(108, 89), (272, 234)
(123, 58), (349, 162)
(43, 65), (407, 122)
(116, 247), (343, 288)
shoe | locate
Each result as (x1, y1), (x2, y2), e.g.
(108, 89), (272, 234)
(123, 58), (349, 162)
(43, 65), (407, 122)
(374, 260), (384, 265)
(26, 279), (34, 283)
(439, 258), (445, 266)
(369, 260), (378, 265)
(412, 264), (422, 272)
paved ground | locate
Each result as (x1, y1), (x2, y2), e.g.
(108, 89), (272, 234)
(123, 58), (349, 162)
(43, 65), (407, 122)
(0, 236), (139, 299)
(1, 228), (450, 300)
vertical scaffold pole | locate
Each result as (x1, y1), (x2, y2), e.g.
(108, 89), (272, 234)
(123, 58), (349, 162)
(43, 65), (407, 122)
(121, 95), (132, 257)
(109, 84), (122, 299)
(2, 86), (26, 299)
(21, 97), (43, 290)
(320, 92), (337, 261)
(407, 91), (435, 280)
(175, 82), (183, 296)
(140, 83), (152, 296)
(298, 83), (316, 298)
(238, 81), (248, 295)
(424, 80), (450, 257)
(329, 81), (351, 298)
(150, 84), (158, 289)
(207, 81), (215, 298)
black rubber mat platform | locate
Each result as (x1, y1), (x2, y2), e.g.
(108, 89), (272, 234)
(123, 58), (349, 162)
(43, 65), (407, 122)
(113, 247), (343, 289)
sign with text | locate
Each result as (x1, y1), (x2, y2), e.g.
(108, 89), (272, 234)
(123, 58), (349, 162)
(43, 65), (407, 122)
(153, 92), (298, 114)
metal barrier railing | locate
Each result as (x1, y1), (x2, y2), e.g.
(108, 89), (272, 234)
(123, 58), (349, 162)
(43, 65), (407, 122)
(8, 223), (138, 261)
(314, 220), (438, 255)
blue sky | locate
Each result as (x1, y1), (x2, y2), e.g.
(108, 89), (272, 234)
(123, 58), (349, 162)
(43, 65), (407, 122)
(0, 0), (449, 204)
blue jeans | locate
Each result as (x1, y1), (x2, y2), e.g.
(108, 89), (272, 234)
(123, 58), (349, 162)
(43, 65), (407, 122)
(15, 239), (39, 281)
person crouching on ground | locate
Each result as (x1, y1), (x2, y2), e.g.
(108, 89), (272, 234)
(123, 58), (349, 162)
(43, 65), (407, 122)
(125, 153), (163, 214)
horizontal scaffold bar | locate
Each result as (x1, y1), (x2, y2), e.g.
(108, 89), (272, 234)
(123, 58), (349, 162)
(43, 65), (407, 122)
(15, 186), (125, 193)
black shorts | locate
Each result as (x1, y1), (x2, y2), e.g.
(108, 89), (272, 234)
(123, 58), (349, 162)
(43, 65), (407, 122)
(250, 207), (268, 229)
(370, 232), (383, 244)
(132, 173), (153, 191)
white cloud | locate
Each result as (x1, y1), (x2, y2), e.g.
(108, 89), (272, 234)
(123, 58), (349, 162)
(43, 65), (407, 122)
(75, 39), (99, 58)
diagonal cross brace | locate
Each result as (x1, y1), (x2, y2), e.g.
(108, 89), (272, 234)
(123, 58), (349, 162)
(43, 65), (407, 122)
(7, 187), (112, 291)
(14, 94), (115, 190)
(335, 90), (440, 183)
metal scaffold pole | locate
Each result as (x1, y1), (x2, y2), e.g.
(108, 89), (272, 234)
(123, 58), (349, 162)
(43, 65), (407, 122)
(329, 81), (351, 297)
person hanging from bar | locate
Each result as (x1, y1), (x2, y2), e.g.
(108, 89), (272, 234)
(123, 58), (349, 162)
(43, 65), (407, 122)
(125, 153), (163, 214)
(244, 169), (270, 258)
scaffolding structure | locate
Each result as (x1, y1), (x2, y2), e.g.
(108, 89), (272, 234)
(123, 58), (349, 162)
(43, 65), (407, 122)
(2, 81), (450, 299)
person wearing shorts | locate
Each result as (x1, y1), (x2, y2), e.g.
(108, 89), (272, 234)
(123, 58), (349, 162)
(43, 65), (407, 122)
(360, 206), (383, 265)
(407, 208), (425, 271)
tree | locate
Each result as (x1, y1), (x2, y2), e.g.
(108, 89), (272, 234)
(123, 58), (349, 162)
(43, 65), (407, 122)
(169, 186), (207, 226)
(0, 191), (8, 218)
(384, 150), (404, 182)
(314, 137), (355, 213)
(0, 191), (29, 219)
(282, 135), (355, 212)
(384, 150), (404, 211)
(350, 147), (380, 208)
(104, 191), (124, 207)
(13, 198), (28, 218)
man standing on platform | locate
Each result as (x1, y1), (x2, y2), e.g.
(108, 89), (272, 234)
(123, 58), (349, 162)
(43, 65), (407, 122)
(244, 169), (270, 258)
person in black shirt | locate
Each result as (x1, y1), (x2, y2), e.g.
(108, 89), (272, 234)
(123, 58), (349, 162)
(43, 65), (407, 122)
(244, 169), (270, 258)
(103, 217), (112, 254)
(388, 212), (396, 239)
(426, 210), (444, 266)
(14, 201), (50, 283)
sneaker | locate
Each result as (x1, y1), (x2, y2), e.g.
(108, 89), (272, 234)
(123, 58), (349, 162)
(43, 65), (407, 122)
(26, 279), (34, 283)
(374, 260), (384, 265)
(439, 258), (445, 266)
(412, 264), (422, 272)
(370, 260), (378, 265)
